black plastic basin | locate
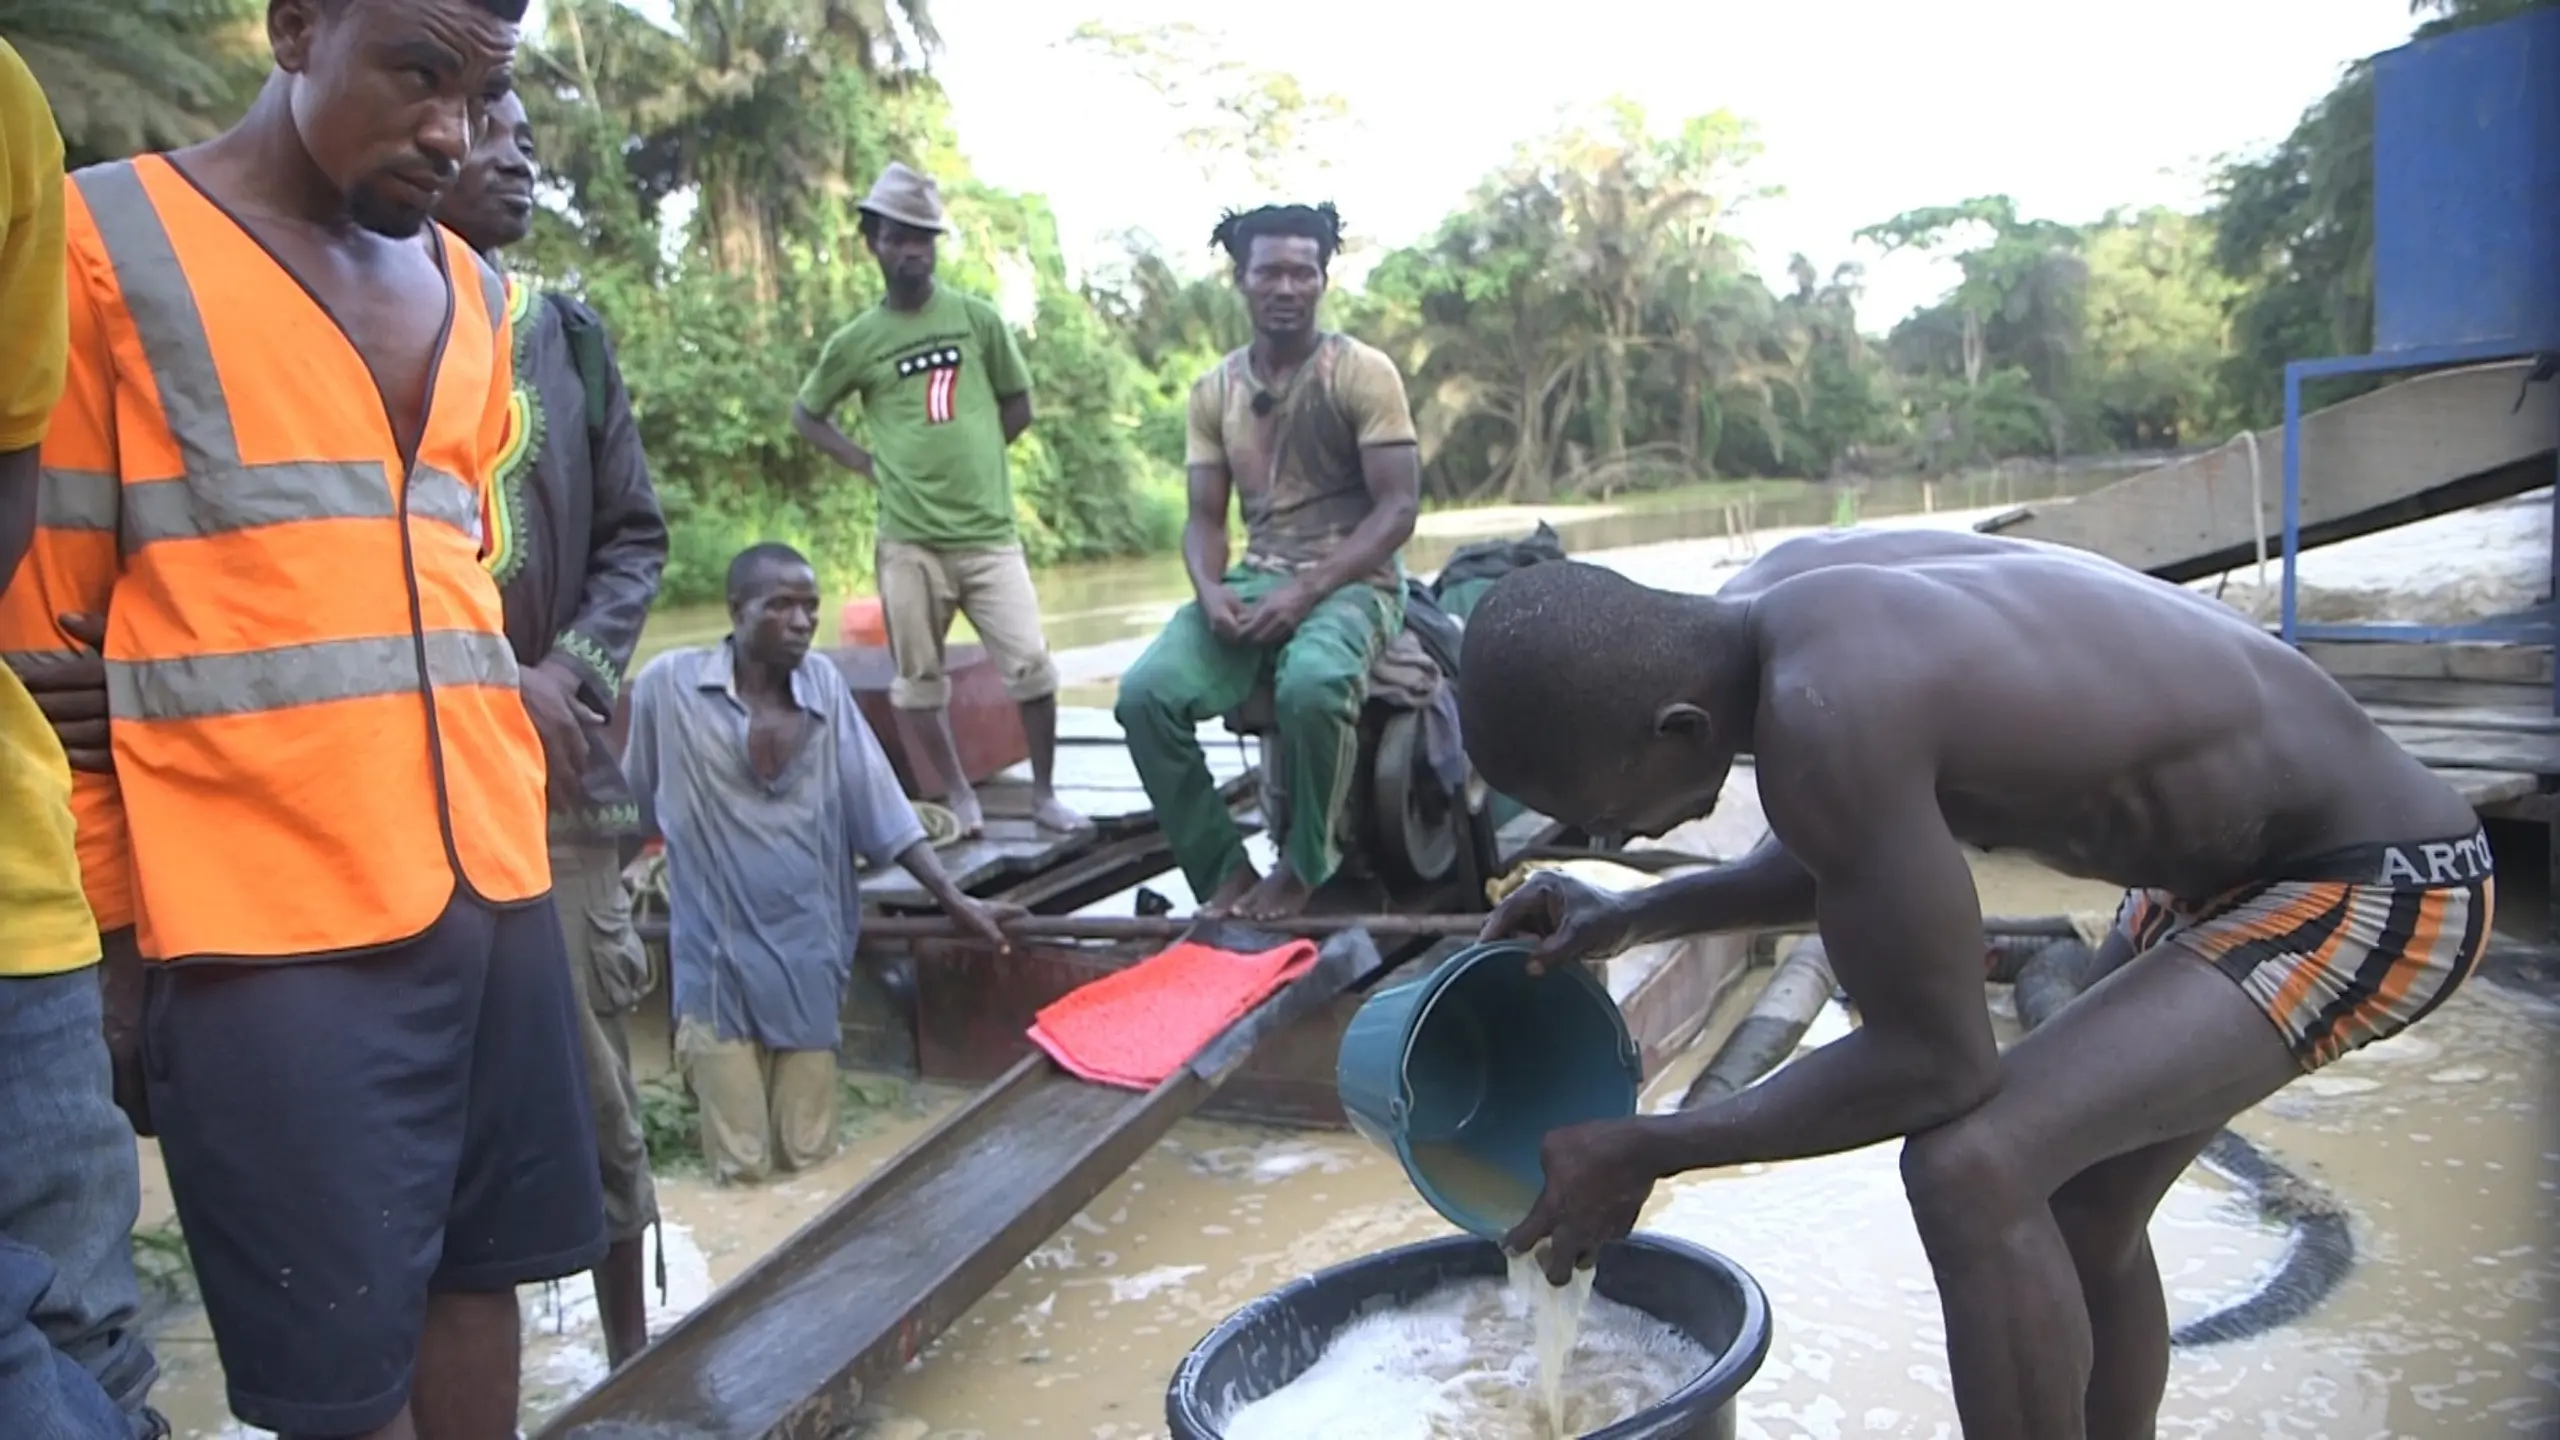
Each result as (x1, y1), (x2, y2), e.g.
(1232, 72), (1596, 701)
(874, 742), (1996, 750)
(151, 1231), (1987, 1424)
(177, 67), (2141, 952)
(1165, 1232), (1773, 1440)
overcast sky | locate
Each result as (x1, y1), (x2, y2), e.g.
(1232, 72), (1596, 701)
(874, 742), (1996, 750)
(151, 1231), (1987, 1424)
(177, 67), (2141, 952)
(536, 0), (2431, 325)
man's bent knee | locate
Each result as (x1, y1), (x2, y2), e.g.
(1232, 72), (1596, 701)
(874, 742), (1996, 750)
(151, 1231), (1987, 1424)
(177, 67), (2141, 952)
(1114, 663), (1188, 728)
(1901, 1119), (2039, 1241)
(1001, 652), (1061, 705)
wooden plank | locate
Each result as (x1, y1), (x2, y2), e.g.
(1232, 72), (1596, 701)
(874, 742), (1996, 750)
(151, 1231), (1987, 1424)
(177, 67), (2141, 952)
(1618, 932), (1755, 1081)
(2467, 778), (2549, 814)
(1052, 705), (1234, 749)
(2304, 640), (2554, 685)
(2383, 722), (2560, 774)
(2437, 767), (2540, 808)
(1978, 361), (2557, 581)
(2334, 675), (2556, 711)
(2362, 702), (2560, 736)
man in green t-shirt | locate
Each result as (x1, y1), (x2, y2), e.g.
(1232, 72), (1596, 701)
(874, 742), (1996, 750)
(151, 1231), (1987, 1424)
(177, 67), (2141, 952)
(792, 163), (1085, 836)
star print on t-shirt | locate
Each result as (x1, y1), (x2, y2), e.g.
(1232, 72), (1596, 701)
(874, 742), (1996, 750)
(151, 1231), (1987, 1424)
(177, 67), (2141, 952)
(896, 346), (966, 424)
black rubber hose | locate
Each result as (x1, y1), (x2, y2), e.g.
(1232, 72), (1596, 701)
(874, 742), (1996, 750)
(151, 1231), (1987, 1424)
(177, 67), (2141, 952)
(2169, 1131), (2356, 1346)
(2011, 945), (2355, 1349)
(2011, 938), (2097, 1031)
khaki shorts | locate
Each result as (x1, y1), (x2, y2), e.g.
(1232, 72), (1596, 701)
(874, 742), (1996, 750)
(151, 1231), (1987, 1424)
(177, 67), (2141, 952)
(550, 840), (660, 1242)
(875, 538), (1061, 710)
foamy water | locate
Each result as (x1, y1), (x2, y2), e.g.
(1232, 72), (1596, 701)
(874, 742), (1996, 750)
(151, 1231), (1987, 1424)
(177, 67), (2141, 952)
(1218, 1263), (1708, 1440)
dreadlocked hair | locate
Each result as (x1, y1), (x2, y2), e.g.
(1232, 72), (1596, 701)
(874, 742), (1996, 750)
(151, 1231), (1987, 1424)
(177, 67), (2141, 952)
(1210, 203), (1345, 277)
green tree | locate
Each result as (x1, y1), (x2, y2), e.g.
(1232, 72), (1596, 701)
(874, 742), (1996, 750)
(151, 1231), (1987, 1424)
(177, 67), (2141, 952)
(1356, 179), (1596, 501)
(1536, 102), (1765, 477)
(1863, 197), (2087, 460)
(1772, 257), (1896, 477)
(1, 0), (263, 167)
(2078, 208), (2237, 448)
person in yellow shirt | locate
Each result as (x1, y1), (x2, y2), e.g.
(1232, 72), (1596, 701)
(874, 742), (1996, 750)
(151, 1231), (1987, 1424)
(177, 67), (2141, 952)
(0, 37), (163, 1440)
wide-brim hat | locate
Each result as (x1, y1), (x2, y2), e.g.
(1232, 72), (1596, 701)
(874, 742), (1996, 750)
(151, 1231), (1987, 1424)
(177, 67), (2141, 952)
(858, 161), (948, 234)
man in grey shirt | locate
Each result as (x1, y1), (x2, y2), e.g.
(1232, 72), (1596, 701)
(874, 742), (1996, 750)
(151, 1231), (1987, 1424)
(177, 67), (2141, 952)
(624, 543), (1015, 1182)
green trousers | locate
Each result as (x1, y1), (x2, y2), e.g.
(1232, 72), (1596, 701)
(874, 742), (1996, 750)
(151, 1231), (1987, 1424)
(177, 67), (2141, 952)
(1115, 567), (1403, 896)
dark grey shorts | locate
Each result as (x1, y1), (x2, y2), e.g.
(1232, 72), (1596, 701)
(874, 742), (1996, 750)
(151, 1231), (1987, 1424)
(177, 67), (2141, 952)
(142, 889), (606, 1435)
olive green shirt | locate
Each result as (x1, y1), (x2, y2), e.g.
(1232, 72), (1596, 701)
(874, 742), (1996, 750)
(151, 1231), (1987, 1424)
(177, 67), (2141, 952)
(797, 286), (1030, 549)
(1185, 332), (1417, 590)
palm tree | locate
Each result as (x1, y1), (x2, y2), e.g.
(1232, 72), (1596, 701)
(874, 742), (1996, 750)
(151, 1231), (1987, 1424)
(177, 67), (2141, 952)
(1534, 103), (1759, 473)
(1379, 181), (1596, 503)
(522, 0), (939, 303)
(0, 0), (263, 167)
(1653, 238), (1805, 478)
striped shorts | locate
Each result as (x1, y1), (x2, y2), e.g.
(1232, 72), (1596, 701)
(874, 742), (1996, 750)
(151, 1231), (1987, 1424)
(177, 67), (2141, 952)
(2112, 829), (2496, 1072)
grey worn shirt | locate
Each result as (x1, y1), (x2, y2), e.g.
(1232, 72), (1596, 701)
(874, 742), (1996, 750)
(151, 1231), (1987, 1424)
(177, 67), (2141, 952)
(622, 641), (927, 1051)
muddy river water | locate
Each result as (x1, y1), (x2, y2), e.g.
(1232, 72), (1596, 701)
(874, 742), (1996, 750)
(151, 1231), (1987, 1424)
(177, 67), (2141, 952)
(136, 477), (2560, 1437)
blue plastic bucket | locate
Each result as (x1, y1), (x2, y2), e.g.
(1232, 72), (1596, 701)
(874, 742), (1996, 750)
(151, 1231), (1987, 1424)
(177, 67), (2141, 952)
(1337, 940), (1643, 1239)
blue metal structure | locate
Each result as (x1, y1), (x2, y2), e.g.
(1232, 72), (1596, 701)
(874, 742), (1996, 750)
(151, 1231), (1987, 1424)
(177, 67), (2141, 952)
(2277, 7), (2560, 666)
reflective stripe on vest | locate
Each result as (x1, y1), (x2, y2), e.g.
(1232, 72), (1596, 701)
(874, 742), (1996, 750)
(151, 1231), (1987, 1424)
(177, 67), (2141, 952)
(36, 468), (116, 531)
(108, 630), (518, 721)
(72, 164), (484, 554)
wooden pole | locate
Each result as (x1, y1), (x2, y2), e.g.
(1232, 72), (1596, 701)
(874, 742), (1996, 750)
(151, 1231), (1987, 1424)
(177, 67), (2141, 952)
(844, 912), (2089, 943)
(856, 913), (1484, 942)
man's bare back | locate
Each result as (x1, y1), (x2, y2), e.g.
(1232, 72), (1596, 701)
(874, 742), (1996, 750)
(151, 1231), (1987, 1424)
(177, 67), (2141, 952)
(1453, 539), (2495, 1440)
(1724, 529), (2477, 899)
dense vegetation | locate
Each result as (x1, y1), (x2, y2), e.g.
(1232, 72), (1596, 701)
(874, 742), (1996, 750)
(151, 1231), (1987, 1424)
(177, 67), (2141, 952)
(4, 0), (2544, 602)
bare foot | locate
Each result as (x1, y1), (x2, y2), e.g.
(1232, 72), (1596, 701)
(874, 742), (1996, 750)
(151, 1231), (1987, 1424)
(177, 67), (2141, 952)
(1201, 865), (1261, 917)
(1234, 866), (1315, 921)
(948, 786), (985, 839)
(1031, 789), (1090, 834)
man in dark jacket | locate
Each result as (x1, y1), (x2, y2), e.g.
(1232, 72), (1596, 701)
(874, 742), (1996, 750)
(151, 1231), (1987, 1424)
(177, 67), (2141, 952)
(439, 90), (670, 1370)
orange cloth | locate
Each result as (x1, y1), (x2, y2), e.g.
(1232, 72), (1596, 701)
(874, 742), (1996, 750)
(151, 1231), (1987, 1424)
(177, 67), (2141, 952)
(1028, 938), (1320, 1089)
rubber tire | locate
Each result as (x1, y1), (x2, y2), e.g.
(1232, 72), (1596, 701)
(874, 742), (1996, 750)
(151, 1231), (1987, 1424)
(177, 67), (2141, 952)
(1370, 709), (1459, 887)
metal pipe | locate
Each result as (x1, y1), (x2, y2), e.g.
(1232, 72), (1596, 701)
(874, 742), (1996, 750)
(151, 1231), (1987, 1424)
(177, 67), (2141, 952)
(1680, 935), (1836, 1110)
(856, 913), (1490, 941)
(2280, 361), (2304, 643)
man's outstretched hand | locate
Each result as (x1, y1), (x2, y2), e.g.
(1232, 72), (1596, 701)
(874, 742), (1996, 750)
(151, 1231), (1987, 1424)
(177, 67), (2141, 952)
(1503, 1117), (1658, 1285)
(1480, 869), (1638, 975)
(4, 611), (111, 772)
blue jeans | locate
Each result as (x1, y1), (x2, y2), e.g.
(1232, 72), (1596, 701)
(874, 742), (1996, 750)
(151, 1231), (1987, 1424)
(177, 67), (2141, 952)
(0, 1235), (131, 1439)
(0, 967), (157, 1435)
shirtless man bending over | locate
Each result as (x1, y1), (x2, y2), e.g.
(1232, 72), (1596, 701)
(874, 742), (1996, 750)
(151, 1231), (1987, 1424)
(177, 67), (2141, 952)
(1461, 531), (2492, 1440)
